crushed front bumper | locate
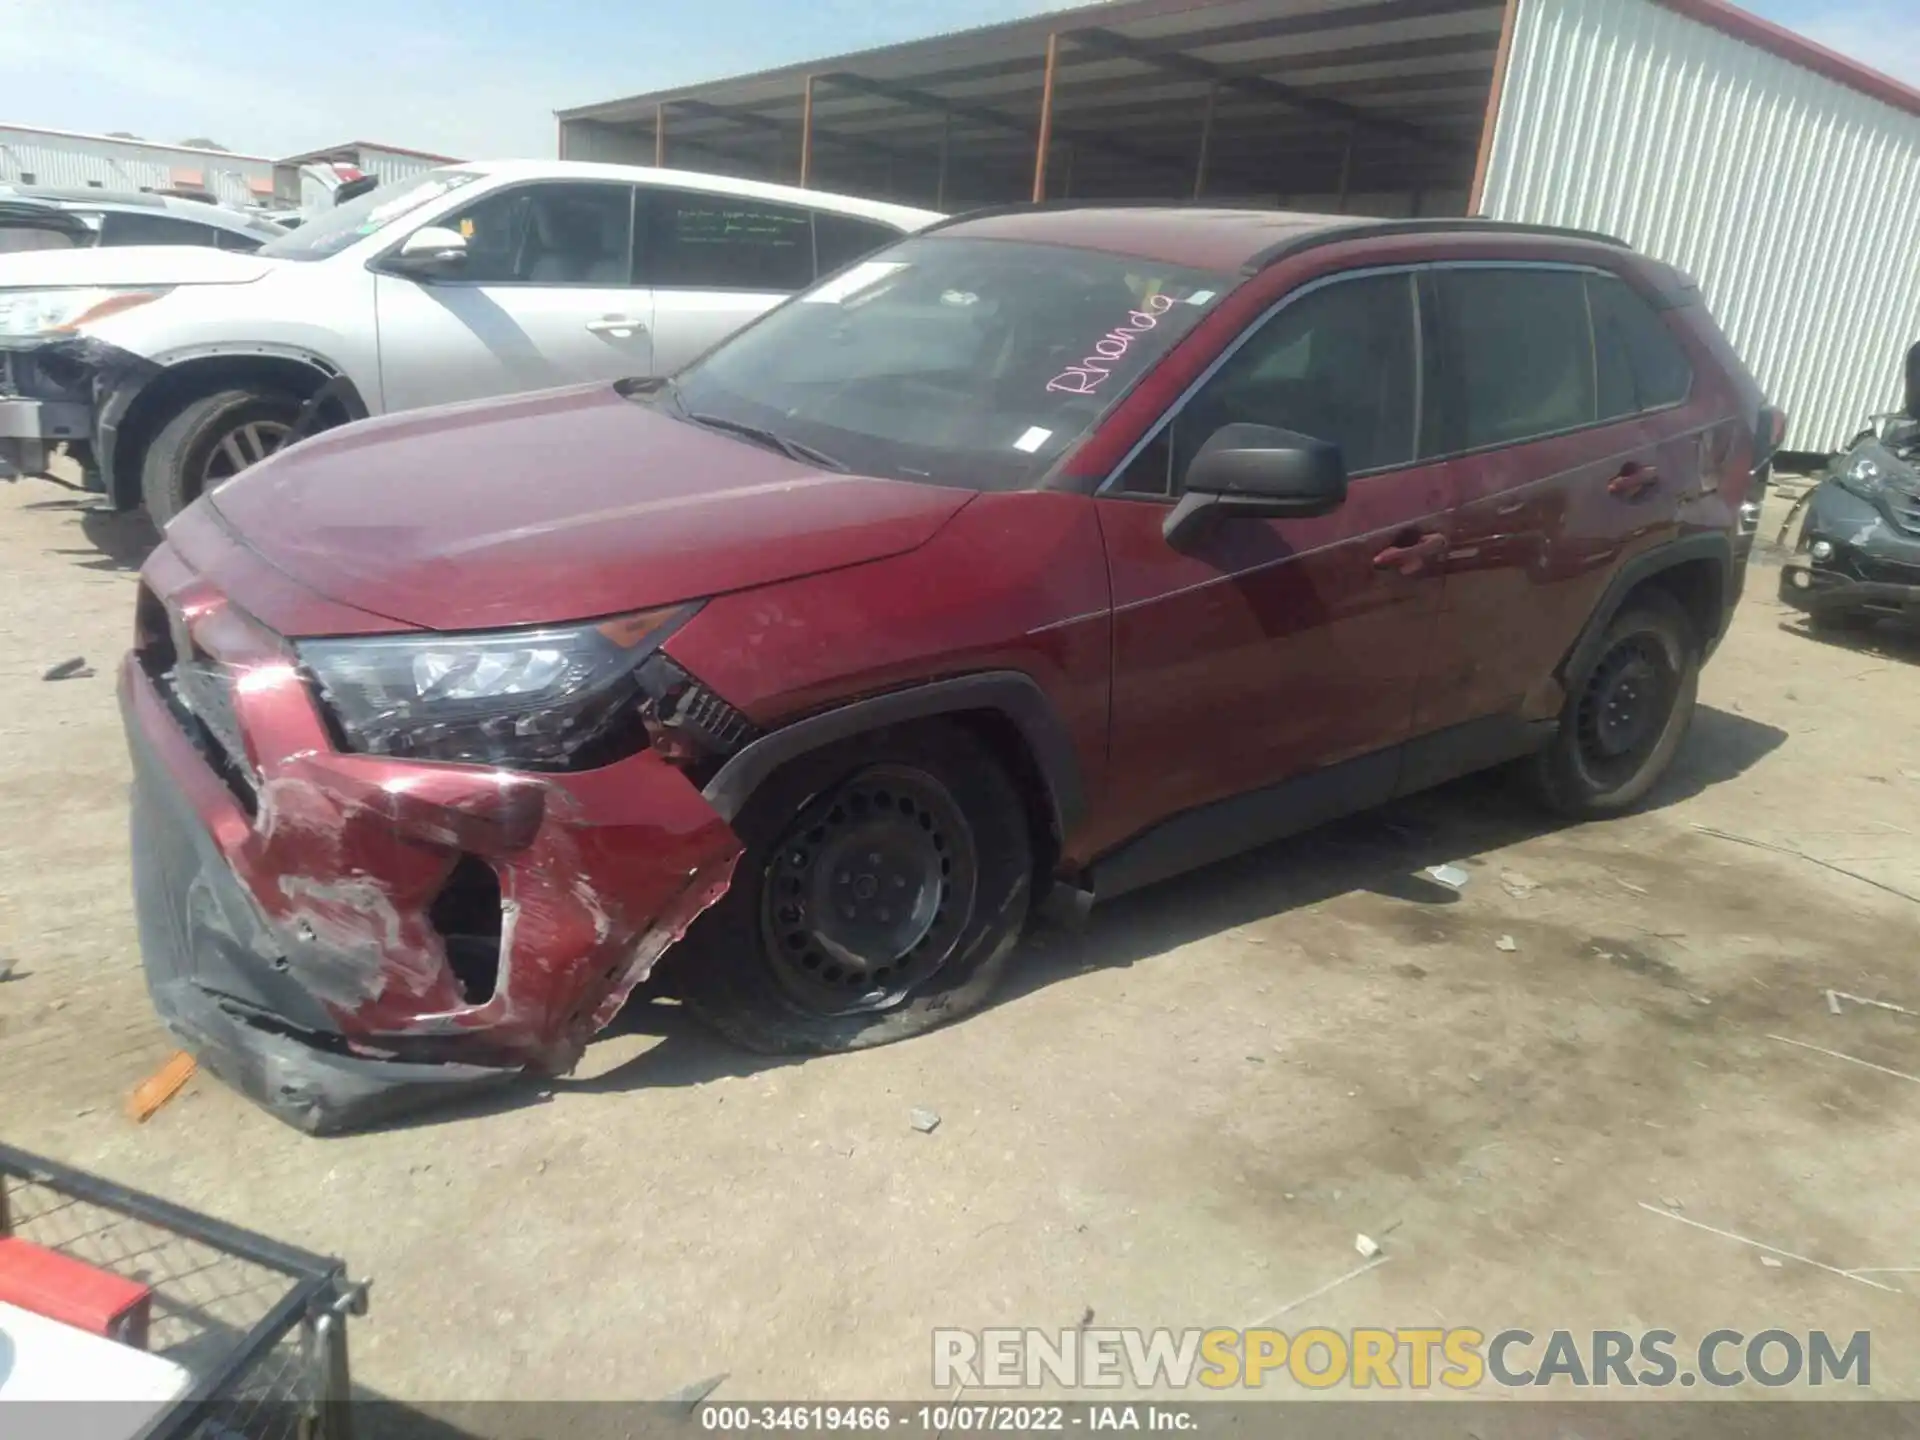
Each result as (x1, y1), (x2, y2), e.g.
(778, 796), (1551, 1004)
(1778, 478), (1920, 623)
(121, 528), (744, 1134)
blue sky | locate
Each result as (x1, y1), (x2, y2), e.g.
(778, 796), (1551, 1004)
(1, 0), (1914, 161)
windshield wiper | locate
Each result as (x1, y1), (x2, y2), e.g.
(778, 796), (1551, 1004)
(687, 411), (848, 472)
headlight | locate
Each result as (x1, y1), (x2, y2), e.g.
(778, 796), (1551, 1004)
(1840, 455), (1884, 494)
(0, 287), (171, 338)
(298, 605), (697, 768)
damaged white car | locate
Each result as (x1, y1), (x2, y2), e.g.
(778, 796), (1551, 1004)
(0, 160), (937, 516)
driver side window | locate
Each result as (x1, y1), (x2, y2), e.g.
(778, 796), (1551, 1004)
(1118, 271), (1419, 497)
(434, 182), (635, 286)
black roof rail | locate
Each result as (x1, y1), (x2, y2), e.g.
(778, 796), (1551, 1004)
(1240, 216), (1632, 274)
(920, 201), (1631, 264)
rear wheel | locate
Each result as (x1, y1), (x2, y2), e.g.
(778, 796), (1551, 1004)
(141, 388), (300, 525)
(679, 722), (1033, 1055)
(1531, 588), (1699, 817)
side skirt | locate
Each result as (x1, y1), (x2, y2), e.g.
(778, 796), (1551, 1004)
(1084, 715), (1555, 902)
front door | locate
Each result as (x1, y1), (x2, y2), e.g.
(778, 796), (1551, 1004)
(374, 180), (654, 413)
(1092, 268), (1453, 859)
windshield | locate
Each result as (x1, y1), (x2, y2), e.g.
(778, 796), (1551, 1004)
(668, 236), (1232, 489)
(257, 169), (481, 262)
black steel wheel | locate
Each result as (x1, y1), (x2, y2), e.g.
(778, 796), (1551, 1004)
(760, 765), (979, 1016)
(1531, 587), (1700, 818)
(678, 721), (1034, 1055)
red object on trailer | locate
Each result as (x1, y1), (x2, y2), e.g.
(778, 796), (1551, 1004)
(0, 1234), (153, 1348)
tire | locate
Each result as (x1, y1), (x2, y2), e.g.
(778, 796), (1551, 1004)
(679, 721), (1033, 1055)
(1530, 587), (1700, 818)
(141, 388), (301, 526)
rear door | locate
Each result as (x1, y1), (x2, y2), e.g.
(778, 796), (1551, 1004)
(374, 180), (653, 412)
(640, 187), (817, 374)
(1416, 263), (1670, 737)
(1094, 267), (1453, 850)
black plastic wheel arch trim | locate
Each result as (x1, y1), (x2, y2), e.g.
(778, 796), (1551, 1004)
(700, 670), (1085, 842)
(1560, 532), (1732, 685)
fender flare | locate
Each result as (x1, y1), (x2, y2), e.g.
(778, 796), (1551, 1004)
(700, 671), (1086, 843)
(1561, 532), (1733, 684)
(98, 346), (371, 509)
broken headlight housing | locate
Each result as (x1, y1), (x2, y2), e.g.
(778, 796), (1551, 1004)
(1834, 442), (1914, 502)
(299, 606), (698, 769)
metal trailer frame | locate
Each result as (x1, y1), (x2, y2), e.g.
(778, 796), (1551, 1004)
(0, 1143), (367, 1440)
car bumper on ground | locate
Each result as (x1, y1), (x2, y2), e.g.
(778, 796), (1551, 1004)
(1778, 478), (1920, 622)
(120, 537), (744, 1135)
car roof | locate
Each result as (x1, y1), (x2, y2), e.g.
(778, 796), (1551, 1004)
(454, 159), (943, 232)
(923, 204), (1629, 275)
(0, 184), (284, 236)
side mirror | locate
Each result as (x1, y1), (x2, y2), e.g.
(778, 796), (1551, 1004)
(388, 225), (468, 278)
(1904, 340), (1920, 420)
(1162, 423), (1348, 550)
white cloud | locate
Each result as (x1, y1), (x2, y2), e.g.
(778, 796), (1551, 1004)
(1764, 3), (1920, 88)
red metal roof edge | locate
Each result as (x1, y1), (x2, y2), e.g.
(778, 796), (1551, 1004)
(1651, 0), (1920, 119)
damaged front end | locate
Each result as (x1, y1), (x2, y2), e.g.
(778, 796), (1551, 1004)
(1780, 425), (1920, 626)
(121, 518), (757, 1133)
(0, 334), (151, 483)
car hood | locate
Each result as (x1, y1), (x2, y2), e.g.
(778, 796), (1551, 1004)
(0, 244), (277, 288)
(208, 383), (978, 632)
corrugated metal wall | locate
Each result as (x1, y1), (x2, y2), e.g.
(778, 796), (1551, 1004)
(0, 127), (274, 208)
(352, 148), (444, 186)
(1479, 0), (1920, 453)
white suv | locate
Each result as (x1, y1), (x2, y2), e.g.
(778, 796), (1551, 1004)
(0, 161), (938, 520)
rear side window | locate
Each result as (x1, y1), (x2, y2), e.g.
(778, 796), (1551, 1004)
(1120, 271), (1419, 496)
(1437, 267), (1595, 449)
(98, 211), (221, 247)
(814, 211), (902, 275)
(1589, 273), (1693, 419)
(643, 189), (813, 291)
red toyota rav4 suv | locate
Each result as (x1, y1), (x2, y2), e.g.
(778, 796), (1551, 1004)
(121, 208), (1779, 1132)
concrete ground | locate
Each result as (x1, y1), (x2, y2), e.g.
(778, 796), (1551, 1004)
(0, 471), (1915, 1413)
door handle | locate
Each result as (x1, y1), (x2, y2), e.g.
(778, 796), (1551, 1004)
(1373, 531), (1449, 575)
(586, 316), (647, 336)
(1608, 462), (1660, 499)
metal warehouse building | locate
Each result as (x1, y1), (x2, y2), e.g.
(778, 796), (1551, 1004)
(557, 0), (1920, 454)
(0, 126), (458, 217)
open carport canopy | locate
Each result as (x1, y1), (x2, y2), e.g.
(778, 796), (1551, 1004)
(557, 0), (1508, 216)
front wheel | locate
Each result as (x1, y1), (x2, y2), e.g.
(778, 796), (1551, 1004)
(141, 388), (300, 526)
(1531, 588), (1700, 818)
(679, 722), (1033, 1055)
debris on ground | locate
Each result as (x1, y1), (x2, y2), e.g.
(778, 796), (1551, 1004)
(1495, 935), (1518, 953)
(0, 958), (14, 983)
(1662, 1197), (1684, 1211)
(1424, 863), (1470, 889)
(1690, 823), (1920, 906)
(910, 1108), (941, 1134)
(1614, 877), (1650, 895)
(664, 1373), (728, 1409)
(125, 1050), (197, 1123)
(1768, 1033), (1920, 1085)
(40, 656), (92, 681)
(1354, 1233), (1382, 1258)
(1760, 1257), (1784, 1268)
(1827, 989), (1915, 1019)
(1078, 1305), (1095, 1329)
(1637, 1202), (1895, 1292)
(1499, 870), (1539, 900)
